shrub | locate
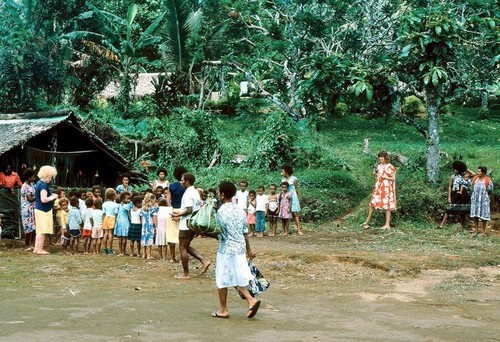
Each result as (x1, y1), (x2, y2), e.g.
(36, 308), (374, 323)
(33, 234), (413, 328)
(478, 107), (490, 120)
(396, 172), (445, 222)
(439, 104), (454, 115)
(299, 169), (367, 222)
(155, 108), (221, 168)
(334, 102), (350, 116)
(401, 96), (426, 117)
(247, 111), (297, 170)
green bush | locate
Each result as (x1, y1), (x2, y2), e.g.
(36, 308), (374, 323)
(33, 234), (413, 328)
(247, 111), (297, 170)
(334, 102), (350, 116)
(396, 172), (445, 222)
(478, 107), (490, 120)
(401, 95), (426, 117)
(299, 169), (367, 222)
(154, 108), (220, 169)
(439, 104), (454, 115)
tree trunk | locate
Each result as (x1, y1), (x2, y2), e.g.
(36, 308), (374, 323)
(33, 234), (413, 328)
(481, 81), (488, 109)
(425, 87), (441, 184)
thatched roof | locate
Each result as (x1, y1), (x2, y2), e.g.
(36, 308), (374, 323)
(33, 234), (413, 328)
(101, 73), (164, 99)
(0, 110), (130, 168)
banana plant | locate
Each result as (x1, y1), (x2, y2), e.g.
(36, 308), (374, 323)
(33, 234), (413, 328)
(63, 2), (166, 112)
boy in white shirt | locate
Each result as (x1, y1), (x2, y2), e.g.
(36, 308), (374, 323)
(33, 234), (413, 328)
(255, 186), (269, 238)
(235, 180), (249, 212)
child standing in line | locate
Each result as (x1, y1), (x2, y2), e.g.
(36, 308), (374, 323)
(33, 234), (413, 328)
(246, 190), (256, 237)
(255, 186), (269, 238)
(281, 164), (303, 236)
(82, 197), (94, 255)
(141, 193), (157, 259)
(58, 198), (70, 251)
(236, 180), (249, 212)
(267, 184), (279, 237)
(115, 191), (133, 256)
(154, 199), (169, 260)
(155, 186), (164, 202)
(128, 196), (143, 257)
(90, 199), (104, 254)
(52, 188), (66, 245)
(91, 186), (102, 201)
(68, 197), (83, 255)
(102, 188), (119, 254)
(278, 181), (292, 236)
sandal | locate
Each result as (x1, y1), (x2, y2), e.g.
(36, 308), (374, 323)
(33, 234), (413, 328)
(211, 311), (229, 318)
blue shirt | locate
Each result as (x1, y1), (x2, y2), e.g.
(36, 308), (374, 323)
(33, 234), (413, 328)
(68, 208), (83, 230)
(35, 180), (54, 212)
(102, 201), (120, 217)
(169, 182), (185, 209)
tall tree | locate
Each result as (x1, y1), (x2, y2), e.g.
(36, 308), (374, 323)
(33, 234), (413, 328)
(0, 0), (74, 111)
(396, 0), (469, 183)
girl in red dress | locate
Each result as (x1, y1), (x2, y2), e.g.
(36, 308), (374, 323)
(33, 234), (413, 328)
(362, 151), (396, 230)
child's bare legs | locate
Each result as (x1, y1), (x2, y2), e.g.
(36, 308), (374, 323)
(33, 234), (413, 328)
(293, 212), (302, 235)
(94, 238), (102, 254)
(143, 245), (152, 259)
(269, 217), (276, 237)
(168, 243), (177, 262)
(133, 241), (141, 256)
(281, 219), (289, 236)
(117, 237), (126, 256)
(481, 221), (488, 234)
(109, 230), (114, 252)
(248, 224), (255, 237)
(70, 237), (79, 255)
(102, 230), (109, 251)
(158, 245), (164, 259)
(83, 237), (90, 254)
(439, 213), (449, 228)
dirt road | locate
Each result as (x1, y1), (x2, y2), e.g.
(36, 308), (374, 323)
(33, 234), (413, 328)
(1, 230), (499, 341)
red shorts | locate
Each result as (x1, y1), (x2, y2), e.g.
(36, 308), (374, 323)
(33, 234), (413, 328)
(82, 229), (92, 237)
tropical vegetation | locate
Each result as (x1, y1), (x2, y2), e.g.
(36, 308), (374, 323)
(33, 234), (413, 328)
(0, 0), (498, 224)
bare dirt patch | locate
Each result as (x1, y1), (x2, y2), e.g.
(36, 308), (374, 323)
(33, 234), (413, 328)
(1, 229), (499, 341)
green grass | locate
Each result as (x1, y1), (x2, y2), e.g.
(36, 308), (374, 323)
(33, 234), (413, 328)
(202, 106), (499, 227)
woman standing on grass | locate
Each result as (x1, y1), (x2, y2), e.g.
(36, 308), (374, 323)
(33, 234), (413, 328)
(469, 166), (493, 236)
(362, 151), (396, 230)
(20, 168), (36, 250)
(211, 181), (260, 319)
(33, 165), (58, 255)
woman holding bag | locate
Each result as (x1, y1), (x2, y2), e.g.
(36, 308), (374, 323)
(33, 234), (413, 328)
(211, 181), (261, 319)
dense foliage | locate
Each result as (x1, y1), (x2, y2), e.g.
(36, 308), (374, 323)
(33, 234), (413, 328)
(0, 0), (498, 223)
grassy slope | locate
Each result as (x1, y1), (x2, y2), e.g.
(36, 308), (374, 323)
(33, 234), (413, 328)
(212, 107), (499, 221)
(208, 108), (500, 270)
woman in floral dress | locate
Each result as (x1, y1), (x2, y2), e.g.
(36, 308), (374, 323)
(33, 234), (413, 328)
(20, 168), (36, 250)
(362, 151), (396, 230)
(211, 181), (260, 319)
(469, 166), (493, 236)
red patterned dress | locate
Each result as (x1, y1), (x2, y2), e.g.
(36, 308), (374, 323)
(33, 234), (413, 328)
(370, 163), (396, 211)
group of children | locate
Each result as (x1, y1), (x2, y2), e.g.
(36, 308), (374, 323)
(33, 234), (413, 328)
(51, 186), (177, 260)
(45, 164), (302, 258)
(232, 180), (300, 237)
